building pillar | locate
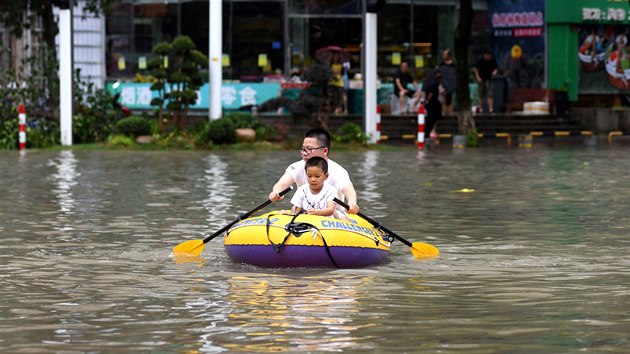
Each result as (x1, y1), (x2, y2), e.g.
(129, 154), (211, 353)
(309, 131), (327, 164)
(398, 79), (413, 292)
(59, 7), (73, 146)
(209, 0), (222, 120)
(364, 12), (377, 144)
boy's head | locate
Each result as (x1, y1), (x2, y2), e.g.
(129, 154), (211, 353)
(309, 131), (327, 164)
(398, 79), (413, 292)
(304, 156), (329, 189)
(305, 156), (328, 173)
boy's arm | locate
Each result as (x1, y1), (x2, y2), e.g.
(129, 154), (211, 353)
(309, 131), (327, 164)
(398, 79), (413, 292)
(307, 201), (335, 217)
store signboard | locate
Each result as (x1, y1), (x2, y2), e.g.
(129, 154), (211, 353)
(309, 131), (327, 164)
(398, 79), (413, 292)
(489, 0), (545, 89)
(107, 82), (282, 110)
(547, 0), (630, 24)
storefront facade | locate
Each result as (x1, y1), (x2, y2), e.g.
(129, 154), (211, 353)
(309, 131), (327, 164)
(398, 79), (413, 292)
(546, 0), (630, 101)
(104, 0), (489, 111)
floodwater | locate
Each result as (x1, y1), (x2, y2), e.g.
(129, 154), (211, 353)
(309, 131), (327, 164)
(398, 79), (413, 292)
(1, 144), (629, 353)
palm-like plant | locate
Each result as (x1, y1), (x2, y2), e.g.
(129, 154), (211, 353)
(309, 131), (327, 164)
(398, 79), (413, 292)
(149, 36), (208, 132)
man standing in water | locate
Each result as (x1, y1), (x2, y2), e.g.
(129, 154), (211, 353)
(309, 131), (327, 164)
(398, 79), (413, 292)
(269, 128), (360, 216)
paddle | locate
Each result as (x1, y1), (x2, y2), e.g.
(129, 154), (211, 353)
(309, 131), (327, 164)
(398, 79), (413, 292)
(333, 198), (439, 259)
(173, 186), (293, 257)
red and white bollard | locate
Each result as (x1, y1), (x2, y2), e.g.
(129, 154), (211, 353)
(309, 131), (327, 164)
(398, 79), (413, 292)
(18, 104), (26, 150)
(375, 105), (381, 144)
(417, 102), (425, 150)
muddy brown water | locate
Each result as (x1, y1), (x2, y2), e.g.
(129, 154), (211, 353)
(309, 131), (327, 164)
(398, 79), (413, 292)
(1, 147), (629, 352)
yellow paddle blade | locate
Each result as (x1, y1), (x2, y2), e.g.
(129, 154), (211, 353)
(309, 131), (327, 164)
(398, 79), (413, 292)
(173, 239), (205, 257)
(410, 242), (440, 259)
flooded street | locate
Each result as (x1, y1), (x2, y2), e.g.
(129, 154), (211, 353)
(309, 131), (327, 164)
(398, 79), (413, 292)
(1, 146), (629, 352)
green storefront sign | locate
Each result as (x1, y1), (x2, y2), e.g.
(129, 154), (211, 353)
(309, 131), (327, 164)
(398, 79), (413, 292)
(547, 0), (630, 24)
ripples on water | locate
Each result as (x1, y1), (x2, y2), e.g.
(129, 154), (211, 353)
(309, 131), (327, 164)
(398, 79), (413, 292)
(1, 147), (629, 352)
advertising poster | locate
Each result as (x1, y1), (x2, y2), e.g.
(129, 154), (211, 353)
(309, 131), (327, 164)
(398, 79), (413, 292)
(578, 24), (630, 93)
(489, 0), (545, 89)
(578, 3), (630, 95)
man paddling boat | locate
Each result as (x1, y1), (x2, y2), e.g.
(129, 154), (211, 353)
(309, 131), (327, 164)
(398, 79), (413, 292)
(269, 128), (360, 216)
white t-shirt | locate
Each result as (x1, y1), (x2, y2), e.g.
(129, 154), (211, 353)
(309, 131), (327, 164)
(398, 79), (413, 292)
(290, 183), (337, 214)
(286, 158), (352, 217)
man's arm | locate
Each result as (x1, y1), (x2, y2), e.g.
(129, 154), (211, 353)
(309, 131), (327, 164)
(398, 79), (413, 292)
(395, 77), (406, 93)
(473, 67), (482, 82)
(341, 182), (359, 214)
(269, 171), (295, 201)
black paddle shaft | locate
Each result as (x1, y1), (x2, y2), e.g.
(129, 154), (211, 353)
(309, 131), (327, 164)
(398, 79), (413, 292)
(201, 186), (293, 244)
(333, 197), (413, 247)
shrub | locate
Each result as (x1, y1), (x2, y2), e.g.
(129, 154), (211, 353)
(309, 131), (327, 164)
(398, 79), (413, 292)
(199, 117), (236, 145)
(74, 70), (125, 142)
(116, 116), (152, 137)
(27, 121), (60, 148)
(225, 112), (277, 141)
(466, 128), (480, 147)
(0, 118), (18, 150)
(107, 134), (135, 147)
(334, 122), (368, 144)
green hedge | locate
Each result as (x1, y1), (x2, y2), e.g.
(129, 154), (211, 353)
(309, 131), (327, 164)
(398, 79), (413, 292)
(116, 116), (152, 138)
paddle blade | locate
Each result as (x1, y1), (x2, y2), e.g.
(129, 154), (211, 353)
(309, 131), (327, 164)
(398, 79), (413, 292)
(173, 239), (206, 257)
(410, 242), (440, 259)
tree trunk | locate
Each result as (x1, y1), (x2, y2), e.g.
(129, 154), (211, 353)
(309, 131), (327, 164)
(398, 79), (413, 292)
(453, 0), (477, 145)
(40, 2), (60, 110)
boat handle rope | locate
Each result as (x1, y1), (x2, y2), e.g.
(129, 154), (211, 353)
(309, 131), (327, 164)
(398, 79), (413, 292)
(265, 213), (340, 268)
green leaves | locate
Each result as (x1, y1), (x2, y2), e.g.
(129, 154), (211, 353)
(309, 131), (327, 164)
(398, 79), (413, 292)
(148, 35), (208, 132)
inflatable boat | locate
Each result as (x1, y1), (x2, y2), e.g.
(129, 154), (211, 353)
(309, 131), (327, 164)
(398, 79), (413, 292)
(224, 212), (392, 268)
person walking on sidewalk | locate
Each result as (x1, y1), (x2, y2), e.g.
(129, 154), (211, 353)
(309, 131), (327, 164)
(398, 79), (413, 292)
(423, 72), (443, 139)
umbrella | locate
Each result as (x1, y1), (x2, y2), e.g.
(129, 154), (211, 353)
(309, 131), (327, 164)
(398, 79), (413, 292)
(315, 46), (351, 65)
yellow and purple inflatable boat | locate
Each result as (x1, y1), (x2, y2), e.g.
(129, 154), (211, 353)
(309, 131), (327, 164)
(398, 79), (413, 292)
(225, 212), (392, 268)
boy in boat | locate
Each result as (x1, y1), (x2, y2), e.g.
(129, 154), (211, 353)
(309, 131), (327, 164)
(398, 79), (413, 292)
(268, 128), (359, 217)
(289, 157), (337, 217)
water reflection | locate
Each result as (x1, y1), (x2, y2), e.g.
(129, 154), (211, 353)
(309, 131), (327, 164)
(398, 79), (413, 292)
(358, 150), (381, 209)
(48, 150), (79, 221)
(192, 273), (373, 353)
(200, 154), (237, 227)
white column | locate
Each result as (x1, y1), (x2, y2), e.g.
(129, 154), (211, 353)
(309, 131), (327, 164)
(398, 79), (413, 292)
(59, 8), (73, 146)
(209, 0), (222, 120)
(364, 12), (377, 144)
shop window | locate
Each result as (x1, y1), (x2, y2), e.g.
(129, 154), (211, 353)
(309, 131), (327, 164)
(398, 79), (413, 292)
(289, 17), (362, 77)
(223, 2), (284, 81)
(289, 0), (361, 15)
(181, 1), (209, 55)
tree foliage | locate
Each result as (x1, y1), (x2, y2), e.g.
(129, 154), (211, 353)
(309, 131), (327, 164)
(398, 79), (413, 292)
(148, 35), (208, 132)
(0, 0), (108, 120)
(258, 63), (334, 130)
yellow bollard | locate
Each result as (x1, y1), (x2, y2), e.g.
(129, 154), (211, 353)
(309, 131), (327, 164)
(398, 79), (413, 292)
(518, 134), (533, 148)
(496, 132), (511, 146)
(608, 131), (622, 143)
(554, 131), (570, 137)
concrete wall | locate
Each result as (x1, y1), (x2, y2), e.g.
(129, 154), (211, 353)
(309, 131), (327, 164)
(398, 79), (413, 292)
(573, 108), (630, 132)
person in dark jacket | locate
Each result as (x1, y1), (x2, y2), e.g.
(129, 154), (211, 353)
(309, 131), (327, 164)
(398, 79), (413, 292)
(436, 49), (456, 115)
(423, 72), (443, 139)
(393, 62), (420, 114)
(473, 50), (499, 113)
